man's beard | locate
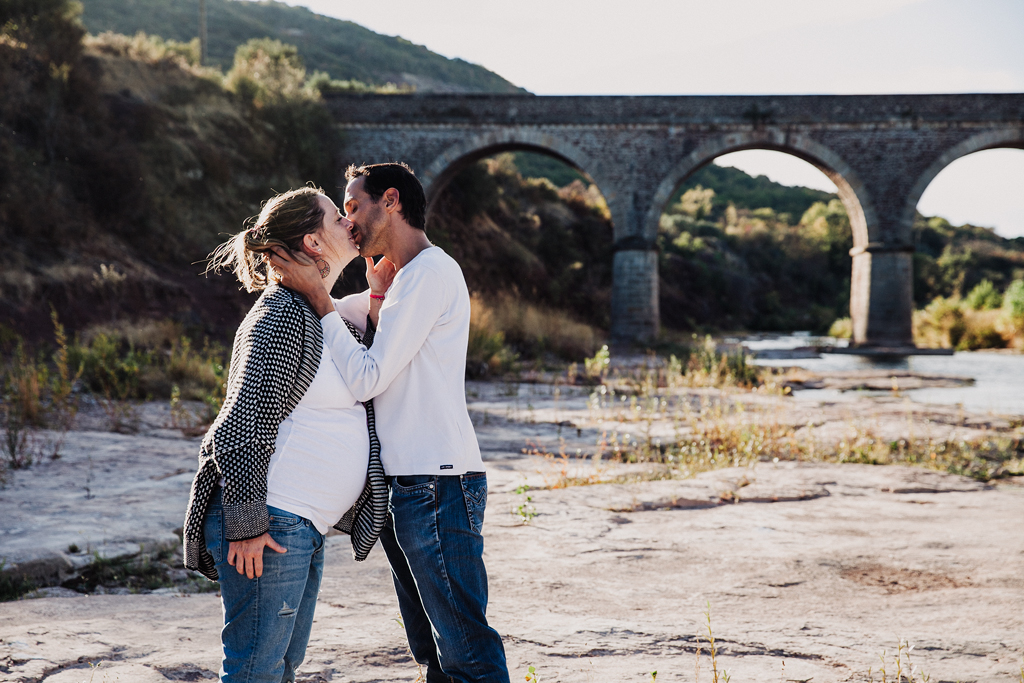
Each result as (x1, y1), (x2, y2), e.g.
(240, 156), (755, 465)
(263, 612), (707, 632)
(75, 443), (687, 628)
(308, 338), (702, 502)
(356, 205), (387, 257)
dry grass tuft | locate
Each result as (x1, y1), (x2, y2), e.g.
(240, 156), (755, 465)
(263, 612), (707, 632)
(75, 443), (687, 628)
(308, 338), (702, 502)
(526, 354), (1022, 488)
(468, 295), (601, 376)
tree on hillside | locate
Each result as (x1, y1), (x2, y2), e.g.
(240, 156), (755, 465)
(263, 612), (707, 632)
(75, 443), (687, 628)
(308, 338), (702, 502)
(224, 38), (307, 107)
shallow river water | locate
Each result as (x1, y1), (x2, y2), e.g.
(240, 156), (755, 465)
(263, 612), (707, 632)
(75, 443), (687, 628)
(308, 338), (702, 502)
(738, 334), (1024, 416)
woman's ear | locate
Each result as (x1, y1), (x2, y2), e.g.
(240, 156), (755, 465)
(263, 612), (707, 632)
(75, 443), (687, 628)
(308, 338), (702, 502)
(300, 232), (321, 258)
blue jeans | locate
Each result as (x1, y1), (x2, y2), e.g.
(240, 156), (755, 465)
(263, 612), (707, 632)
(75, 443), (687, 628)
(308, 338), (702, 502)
(204, 489), (325, 683)
(380, 472), (509, 683)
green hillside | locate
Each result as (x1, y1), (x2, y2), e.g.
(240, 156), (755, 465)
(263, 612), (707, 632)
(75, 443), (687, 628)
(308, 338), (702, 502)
(512, 152), (837, 219)
(671, 163), (836, 221)
(78, 0), (526, 93)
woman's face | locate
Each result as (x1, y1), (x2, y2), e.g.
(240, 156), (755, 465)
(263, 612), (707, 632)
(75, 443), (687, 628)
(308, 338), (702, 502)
(313, 194), (358, 265)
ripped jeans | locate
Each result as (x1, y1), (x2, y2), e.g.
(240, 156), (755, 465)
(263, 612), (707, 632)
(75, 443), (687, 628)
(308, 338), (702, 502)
(204, 488), (325, 683)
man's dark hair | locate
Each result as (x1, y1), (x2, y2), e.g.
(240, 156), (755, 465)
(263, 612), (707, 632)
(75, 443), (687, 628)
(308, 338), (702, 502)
(345, 162), (426, 231)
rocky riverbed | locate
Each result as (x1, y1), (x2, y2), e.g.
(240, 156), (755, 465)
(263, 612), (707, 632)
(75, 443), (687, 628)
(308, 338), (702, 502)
(1, 377), (1022, 682)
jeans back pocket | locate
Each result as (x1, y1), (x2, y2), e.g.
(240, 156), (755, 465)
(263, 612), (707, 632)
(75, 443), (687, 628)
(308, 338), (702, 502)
(461, 473), (488, 534)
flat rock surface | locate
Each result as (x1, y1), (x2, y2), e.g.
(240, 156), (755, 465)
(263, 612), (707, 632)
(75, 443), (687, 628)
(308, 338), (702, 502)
(2, 459), (1022, 682)
(1, 383), (1023, 682)
(783, 369), (975, 391)
(0, 429), (199, 580)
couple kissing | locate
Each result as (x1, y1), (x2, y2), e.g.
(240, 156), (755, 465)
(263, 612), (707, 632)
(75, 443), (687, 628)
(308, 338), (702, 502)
(182, 162), (509, 683)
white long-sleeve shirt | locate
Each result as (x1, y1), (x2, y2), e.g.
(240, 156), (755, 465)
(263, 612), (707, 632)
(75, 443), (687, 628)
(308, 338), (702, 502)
(322, 246), (484, 476)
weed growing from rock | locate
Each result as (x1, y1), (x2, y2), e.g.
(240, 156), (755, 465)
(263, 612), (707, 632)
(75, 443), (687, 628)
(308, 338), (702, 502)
(0, 311), (84, 477)
(869, 639), (932, 683)
(511, 483), (537, 524)
(701, 601), (729, 683)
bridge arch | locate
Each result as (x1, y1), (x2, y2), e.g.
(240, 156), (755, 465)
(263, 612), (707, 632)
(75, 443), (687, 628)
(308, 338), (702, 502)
(900, 128), (1024, 238)
(419, 129), (633, 337)
(419, 129), (613, 228)
(645, 130), (876, 249)
(647, 130), (888, 345)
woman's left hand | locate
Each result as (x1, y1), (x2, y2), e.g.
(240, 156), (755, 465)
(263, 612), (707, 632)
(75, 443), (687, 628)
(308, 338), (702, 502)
(227, 533), (287, 579)
(365, 256), (397, 297)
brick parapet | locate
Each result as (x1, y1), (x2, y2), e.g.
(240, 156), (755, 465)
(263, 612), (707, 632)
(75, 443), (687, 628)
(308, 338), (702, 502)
(326, 93), (1024, 126)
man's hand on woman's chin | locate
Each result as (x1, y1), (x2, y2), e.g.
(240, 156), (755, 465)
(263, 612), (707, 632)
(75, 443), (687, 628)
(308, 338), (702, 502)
(365, 256), (397, 296)
(269, 248), (334, 317)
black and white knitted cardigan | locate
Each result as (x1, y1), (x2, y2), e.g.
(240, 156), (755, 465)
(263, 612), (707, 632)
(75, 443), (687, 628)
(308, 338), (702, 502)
(182, 285), (388, 581)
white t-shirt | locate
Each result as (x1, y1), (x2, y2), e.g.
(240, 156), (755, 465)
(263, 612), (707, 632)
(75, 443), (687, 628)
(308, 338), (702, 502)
(322, 246), (484, 476)
(266, 340), (369, 534)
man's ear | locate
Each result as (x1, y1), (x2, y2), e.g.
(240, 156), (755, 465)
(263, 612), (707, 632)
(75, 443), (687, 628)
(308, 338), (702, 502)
(382, 188), (401, 215)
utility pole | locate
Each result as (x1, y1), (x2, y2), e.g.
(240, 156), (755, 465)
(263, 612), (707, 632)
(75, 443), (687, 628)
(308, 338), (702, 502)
(199, 0), (208, 66)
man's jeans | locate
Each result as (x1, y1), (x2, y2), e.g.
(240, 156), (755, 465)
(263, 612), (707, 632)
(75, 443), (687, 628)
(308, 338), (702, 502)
(204, 489), (325, 683)
(380, 472), (510, 683)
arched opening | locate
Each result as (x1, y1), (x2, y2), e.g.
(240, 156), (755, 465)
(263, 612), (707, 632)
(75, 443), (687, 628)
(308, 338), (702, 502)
(423, 145), (616, 368)
(423, 143), (591, 224)
(655, 147), (864, 336)
(909, 146), (1024, 350)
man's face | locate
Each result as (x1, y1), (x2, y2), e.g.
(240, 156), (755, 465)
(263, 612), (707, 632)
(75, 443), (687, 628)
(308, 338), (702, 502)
(343, 177), (388, 257)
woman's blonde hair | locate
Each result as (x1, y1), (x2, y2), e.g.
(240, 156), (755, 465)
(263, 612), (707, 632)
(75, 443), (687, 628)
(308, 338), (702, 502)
(207, 186), (326, 292)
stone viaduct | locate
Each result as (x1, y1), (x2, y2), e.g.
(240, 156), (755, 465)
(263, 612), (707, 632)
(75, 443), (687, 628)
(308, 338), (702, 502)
(324, 93), (1024, 345)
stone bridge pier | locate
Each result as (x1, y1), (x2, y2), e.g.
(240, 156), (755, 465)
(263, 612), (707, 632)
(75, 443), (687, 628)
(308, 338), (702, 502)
(325, 94), (1024, 346)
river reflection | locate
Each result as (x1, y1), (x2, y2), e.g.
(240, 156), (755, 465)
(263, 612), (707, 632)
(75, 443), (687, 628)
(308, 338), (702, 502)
(736, 334), (1024, 416)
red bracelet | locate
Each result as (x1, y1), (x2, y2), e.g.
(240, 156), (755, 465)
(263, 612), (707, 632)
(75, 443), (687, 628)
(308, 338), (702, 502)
(369, 293), (385, 301)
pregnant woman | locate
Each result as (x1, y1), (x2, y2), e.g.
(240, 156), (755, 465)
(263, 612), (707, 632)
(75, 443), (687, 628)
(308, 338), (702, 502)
(181, 186), (391, 682)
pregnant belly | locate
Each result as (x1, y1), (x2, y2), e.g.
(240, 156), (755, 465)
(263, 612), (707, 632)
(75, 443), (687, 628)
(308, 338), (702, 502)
(266, 406), (371, 533)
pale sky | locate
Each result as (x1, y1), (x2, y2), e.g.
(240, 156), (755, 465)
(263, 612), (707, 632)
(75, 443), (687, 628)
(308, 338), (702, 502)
(281, 0), (1024, 237)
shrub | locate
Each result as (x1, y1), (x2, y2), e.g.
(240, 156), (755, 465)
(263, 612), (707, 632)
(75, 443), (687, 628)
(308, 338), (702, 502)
(467, 296), (517, 378)
(86, 31), (200, 68)
(828, 317), (852, 339)
(0, 0), (85, 66)
(486, 294), (601, 361)
(964, 279), (1002, 310)
(673, 185), (715, 220)
(466, 294), (602, 373)
(583, 344), (610, 381)
(913, 296), (964, 348)
(1004, 279), (1024, 329)
(913, 295), (1014, 350)
(304, 70), (408, 96)
(685, 335), (759, 387)
(224, 38), (310, 108)
(1, 350), (39, 474)
(71, 333), (145, 400)
(955, 318), (1006, 351)
(68, 320), (228, 404)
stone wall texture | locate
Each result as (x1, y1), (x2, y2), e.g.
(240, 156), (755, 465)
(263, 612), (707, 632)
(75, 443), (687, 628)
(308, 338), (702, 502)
(326, 94), (1024, 344)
